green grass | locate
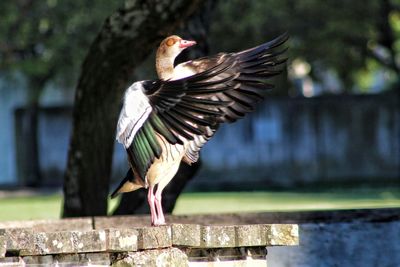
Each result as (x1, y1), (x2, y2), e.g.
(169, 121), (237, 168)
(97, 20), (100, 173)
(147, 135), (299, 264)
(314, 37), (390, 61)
(0, 194), (62, 221)
(174, 188), (400, 214)
(0, 187), (399, 221)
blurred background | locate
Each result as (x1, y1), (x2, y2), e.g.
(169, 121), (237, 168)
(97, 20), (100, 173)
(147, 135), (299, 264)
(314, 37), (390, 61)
(0, 0), (399, 220)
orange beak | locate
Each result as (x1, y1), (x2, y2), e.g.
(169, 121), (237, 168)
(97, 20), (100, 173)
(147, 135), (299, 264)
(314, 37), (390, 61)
(179, 39), (196, 48)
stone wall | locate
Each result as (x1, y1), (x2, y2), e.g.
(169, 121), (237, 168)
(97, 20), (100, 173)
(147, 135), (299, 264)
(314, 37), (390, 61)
(168, 208), (400, 267)
(194, 92), (400, 190)
(0, 208), (398, 266)
(0, 217), (298, 266)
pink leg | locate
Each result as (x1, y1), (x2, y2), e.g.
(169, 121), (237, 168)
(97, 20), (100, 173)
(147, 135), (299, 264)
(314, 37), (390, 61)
(147, 186), (157, 226)
(154, 188), (165, 225)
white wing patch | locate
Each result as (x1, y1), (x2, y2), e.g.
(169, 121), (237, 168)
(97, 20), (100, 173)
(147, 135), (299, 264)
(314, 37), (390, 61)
(116, 82), (152, 148)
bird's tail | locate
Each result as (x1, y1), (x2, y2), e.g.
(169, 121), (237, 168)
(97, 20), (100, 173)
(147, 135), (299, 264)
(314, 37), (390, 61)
(110, 169), (144, 198)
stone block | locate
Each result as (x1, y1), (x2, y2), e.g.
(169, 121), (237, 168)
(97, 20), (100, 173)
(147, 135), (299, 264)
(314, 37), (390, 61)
(0, 218), (92, 232)
(265, 224), (299, 246)
(200, 225), (236, 248)
(32, 218), (93, 232)
(112, 247), (188, 267)
(22, 255), (53, 265)
(0, 219), (48, 229)
(0, 231), (6, 258)
(20, 230), (107, 255)
(94, 215), (150, 229)
(82, 252), (111, 265)
(4, 228), (34, 252)
(136, 225), (172, 250)
(0, 256), (23, 266)
(53, 252), (110, 265)
(189, 259), (267, 267)
(172, 224), (201, 247)
(106, 228), (138, 252)
(235, 224), (266, 247)
(185, 247), (267, 265)
(35, 218), (93, 232)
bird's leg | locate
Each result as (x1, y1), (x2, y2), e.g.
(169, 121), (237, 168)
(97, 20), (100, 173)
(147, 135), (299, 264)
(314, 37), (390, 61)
(147, 185), (157, 226)
(154, 186), (165, 225)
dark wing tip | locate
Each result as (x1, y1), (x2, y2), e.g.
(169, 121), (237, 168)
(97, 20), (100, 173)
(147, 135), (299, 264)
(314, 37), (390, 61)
(110, 169), (134, 198)
(110, 186), (121, 199)
(266, 32), (290, 49)
(277, 31), (290, 42)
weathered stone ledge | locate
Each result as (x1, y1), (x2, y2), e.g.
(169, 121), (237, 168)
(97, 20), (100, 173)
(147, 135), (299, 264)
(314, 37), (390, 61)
(2, 209), (398, 266)
(1, 208), (396, 232)
(0, 216), (298, 266)
(1, 223), (298, 256)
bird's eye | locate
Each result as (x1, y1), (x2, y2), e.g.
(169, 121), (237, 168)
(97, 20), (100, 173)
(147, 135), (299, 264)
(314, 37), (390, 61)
(166, 38), (175, 46)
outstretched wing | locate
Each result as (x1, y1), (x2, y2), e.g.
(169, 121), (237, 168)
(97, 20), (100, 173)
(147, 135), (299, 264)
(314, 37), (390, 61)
(145, 58), (240, 143)
(217, 33), (288, 122)
(177, 33), (288, 122)
(176, 33), (289, 162)
(116, 58), (239, 181)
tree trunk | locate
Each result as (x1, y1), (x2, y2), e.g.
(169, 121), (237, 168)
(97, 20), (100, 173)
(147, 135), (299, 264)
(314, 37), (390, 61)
(62, 0), (203, 217)
(17, 79), (46, 187)
(23, 102), (41, 186)
(112, 0), (216, 216)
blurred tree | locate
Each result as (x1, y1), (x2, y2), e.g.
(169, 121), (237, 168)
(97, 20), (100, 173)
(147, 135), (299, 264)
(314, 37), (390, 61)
(62, 0), (203, 217)
(0, 0), (124, 185)
(209, 0), (400, 92)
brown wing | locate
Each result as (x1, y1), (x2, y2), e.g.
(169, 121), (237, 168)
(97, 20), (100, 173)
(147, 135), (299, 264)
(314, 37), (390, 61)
(178, 33), (289, 163)
(178, 33), (288, 122)
(176, 53), (226, 74)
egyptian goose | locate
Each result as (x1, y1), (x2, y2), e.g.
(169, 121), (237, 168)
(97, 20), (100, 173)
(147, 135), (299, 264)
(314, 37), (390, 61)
(111, 34), (288, 226)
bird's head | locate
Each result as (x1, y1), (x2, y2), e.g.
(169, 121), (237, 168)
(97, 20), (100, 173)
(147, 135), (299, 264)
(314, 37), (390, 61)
(158, 35), (197, 59)
(156, 35), (196, 80)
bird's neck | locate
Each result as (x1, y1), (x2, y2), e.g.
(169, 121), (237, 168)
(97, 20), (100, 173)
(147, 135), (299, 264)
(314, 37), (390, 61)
(156, 52), (175, 80)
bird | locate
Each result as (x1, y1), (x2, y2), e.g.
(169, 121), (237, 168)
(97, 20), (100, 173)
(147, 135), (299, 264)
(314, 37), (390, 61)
(111, 33), (288, 226)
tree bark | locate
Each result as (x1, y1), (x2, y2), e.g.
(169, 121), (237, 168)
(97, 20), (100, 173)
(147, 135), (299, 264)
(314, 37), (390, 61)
(62, 0), (203, 217)
(112, 0), (216, 216)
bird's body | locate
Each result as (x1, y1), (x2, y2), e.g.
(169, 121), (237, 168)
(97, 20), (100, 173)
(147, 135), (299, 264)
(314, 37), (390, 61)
(148, 133), (185, 187)
(112, 34), (288, 225)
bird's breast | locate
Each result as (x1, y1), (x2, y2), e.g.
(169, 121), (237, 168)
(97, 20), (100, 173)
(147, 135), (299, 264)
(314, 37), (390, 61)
(172, 64), (197, 80)
(146, 134), (188, 186)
